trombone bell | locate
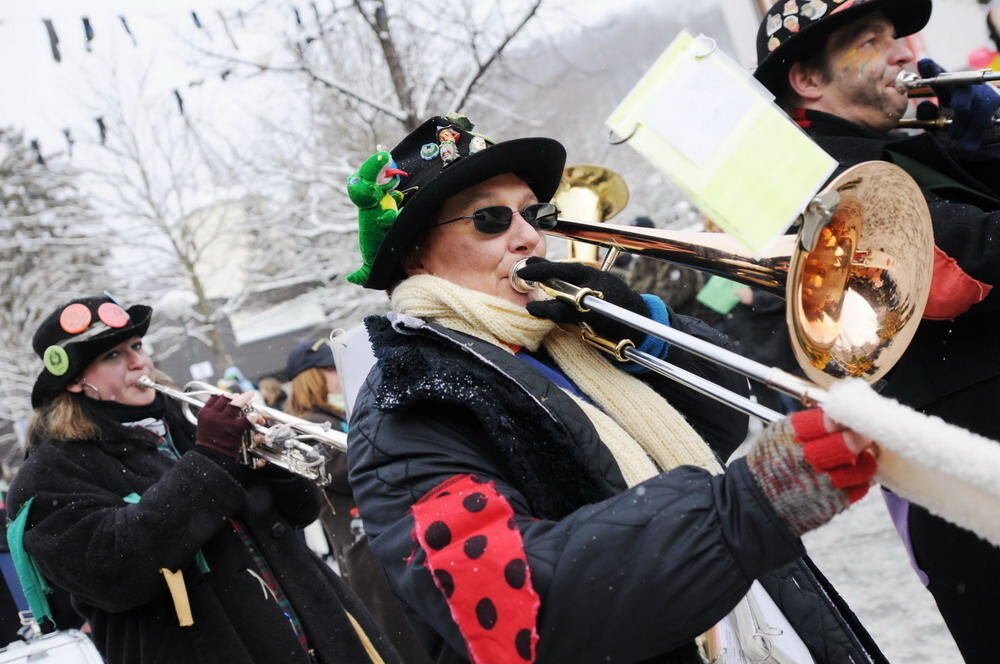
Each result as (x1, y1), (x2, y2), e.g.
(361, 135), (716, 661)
(542, 161), (934, 388)
(553, 165), (629, 264)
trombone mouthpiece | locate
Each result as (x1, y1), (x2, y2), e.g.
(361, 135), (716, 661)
(509, 258), (537, 294)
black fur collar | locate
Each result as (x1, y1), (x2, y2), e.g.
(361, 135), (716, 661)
(365, 315), (624, 519)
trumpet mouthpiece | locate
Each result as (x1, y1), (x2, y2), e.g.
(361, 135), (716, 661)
(895, 70), (919, 93)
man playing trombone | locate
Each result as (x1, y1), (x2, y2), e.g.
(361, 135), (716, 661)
(755, 1), (1000, 660)
(345, 114), (889, 663)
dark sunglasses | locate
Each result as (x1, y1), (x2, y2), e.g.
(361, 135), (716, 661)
(435, 202), (559, 234)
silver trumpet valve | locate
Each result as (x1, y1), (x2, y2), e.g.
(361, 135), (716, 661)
(137, 375), (346, 485)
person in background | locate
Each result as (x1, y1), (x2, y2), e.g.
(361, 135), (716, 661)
(257, 375), (287, 411)
(285, 340), (430, 664)
(218, 365), (255, 394)
(755, 0), (1000, 659)
(6, 295), (399, 664)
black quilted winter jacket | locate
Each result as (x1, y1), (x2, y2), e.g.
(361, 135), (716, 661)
(348, 311), (887, 664)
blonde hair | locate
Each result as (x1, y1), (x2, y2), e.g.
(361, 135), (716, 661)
(27, 393), (100, 447)
(258, 376), (284, 404)
(26, 367), (175, 448)
(287, 367), (331, 417)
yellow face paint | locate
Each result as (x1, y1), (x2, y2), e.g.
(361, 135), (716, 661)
(835, 46), (881, 76)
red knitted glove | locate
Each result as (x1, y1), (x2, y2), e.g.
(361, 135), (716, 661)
(746, 409), (877, 537)
(789, 409), (877, 504)
(195, 395), (250, 459)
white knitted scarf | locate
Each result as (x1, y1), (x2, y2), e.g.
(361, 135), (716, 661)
(391, 275), (722, 485)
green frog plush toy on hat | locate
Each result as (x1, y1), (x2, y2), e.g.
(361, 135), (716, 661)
(345, 151), (408, 286)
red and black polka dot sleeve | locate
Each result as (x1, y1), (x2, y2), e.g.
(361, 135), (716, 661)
(411, 473), (540, 663)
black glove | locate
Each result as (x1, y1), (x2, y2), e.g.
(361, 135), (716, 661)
(918, 58), (1000, 153)
(519, 257), (648, 342)
(195, 395), (249, 459)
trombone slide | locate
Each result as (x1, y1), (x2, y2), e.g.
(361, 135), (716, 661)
(511, 261), (826, 420)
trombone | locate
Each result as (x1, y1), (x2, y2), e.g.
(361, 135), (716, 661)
(137, 376), (346, 485)
(523, 160), (934, 422)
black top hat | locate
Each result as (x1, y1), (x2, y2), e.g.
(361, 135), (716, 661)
(31, 295), (152, 408)
(285, 339), (335, 381)
(358, 114), (566, 290)
(754, 0), (932, 96)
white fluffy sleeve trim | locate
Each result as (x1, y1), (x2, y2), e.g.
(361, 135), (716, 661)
(824, 379), (1000, 547)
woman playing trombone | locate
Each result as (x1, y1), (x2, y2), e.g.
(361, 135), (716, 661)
(7, 295), (399, 664)
(345, 115), (888, 663)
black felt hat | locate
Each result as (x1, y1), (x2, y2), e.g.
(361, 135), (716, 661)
(285, 339), (335, 381)
(356, 114), (566, 290)
(754, 0), (932, 96)
(30, 295), (152, 408)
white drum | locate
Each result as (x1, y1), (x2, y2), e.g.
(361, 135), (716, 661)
(0, 630), (103, 664)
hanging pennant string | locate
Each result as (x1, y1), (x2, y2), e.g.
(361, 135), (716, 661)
(118, 16), (138, 46)
(42, 18), (61, 63)
(62, 129), (74, 157)
(95, 117), (107, 145)
(216, 10), (239, 50)
(190, 11), (213, 40)
(29, 140), (46, 167)
(82, 17), (95, 52)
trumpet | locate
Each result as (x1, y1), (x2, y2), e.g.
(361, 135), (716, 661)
(137, 376), (346, 485)
(894, 70), (1000, 129)
(895, 69), (1000, 95)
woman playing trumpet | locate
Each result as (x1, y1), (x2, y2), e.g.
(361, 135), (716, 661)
(345, 114), (888, 663)
(7, 295), (399, 664)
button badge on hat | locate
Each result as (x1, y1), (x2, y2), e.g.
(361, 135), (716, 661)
(437, 126), (461, 165)
(44, 346), (70, 376)
(59, 303), (93, 334)
(469, 136), (487, 153)
(421, 142), (440, 160)
(44, 300), (132, 376)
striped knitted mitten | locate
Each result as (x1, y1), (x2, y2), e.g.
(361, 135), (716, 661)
(746, 409), (877, 537)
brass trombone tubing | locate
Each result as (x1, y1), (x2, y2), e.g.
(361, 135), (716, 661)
(545, 217), (793, 295)
(512, 265), (824, 423)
